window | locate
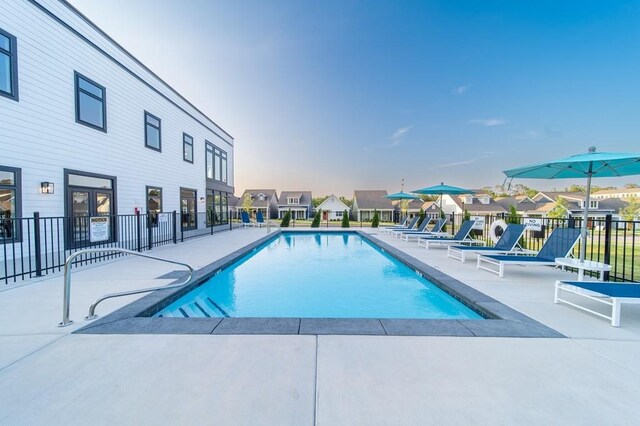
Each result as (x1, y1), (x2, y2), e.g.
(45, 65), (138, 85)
(75, 72), (106, 131)
(180, 188), (197, 230)
(146, 186), (162, 227)
(287, 197), (299, 204)
(144, 111), (161, 151)
(205, 142), (227, 183)
(0, 166), (21, 240)
(590, 200), (598, 209)
(0, 29), (18, 101)
(207, 190), (230, 227)
(335, 211), (343, 217)
(183, 133), (193, 163)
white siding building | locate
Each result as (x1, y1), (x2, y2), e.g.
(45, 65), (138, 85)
(316, 195), (350, 221)
(0, 0), (234, 249)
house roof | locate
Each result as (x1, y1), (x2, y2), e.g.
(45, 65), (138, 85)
(594, 187), (640, 195)
(353, 190), (395, 210)
(236, 189), (278, 208)
(278, 191), (313, 207)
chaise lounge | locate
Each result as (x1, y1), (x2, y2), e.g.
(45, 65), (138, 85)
(447, 223), (527, 263)
(417, 220), (484, 250)
(476, 227), (581, 278)
(400, 218), (447, 242)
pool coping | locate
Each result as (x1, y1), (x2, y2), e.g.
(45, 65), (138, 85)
(75, 229), (564, 338)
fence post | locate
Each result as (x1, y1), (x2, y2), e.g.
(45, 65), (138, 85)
(147, 215), (153, 250)
(135, 210), (142, 252)
(210, 211), (214, 235)
(450, 213), (455, 235)
(33, 211), (42, 277)
(603, 214), (612, 281)
(172, 210), (177, 244)
(229, 209), (232, 231)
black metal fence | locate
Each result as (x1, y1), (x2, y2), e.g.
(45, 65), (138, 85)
(446, 213), (638, 282)
(1, 211), (235, 284)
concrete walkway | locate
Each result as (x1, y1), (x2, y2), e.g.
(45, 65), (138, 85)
(1, 228), (640, 425)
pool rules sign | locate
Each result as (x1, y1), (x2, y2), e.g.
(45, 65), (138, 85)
(89, 216), (110, 242)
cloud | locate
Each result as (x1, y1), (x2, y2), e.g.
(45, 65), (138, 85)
(389, 125), (414, 147)
(453, 85), (469, 95)
(429, 152), (493, 170)
(469, 118), (506, 127)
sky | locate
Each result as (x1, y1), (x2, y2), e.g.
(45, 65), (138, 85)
(68, 0), (640, 197)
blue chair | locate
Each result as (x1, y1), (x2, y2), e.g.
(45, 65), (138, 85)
(477, 227), (581, 278)
(391, 217), (432, 238)
(399, 218), (447, 241)
(555, 280), (640, 327)
(241, 211), (255, 227)
(256, 210), (265, 227)
(417, 220), (484, 249)
(382, 216), (419, 234)
(448, 224), (527, 263)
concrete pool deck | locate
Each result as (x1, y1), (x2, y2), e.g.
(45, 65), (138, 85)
(1, 228), (640, 424)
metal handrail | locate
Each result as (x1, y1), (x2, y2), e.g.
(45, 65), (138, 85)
(58, 248), (194, 327)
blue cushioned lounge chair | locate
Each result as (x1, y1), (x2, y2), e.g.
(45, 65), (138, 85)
(399, 218), (447, 242)
(382, 216), (419, 234)
(555, 280), (640, 327)
(447, 224), (527, 263)
(392, 217), (432, 238)
(241, 211), (255, 227)
(255, 210), (265, 227)
(417, 220), (484, 249)
(477, 227), (581, 278)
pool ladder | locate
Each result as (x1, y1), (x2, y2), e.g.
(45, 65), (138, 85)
(58, 248), (194, 327)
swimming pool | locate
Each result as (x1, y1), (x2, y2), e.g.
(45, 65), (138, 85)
(156, 232), (482, 319)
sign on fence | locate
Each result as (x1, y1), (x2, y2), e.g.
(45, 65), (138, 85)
(471, 216), (485, 230)
(89, 216), (110, 242)
(523, 218), (542, 231)
(158, 213), (169, 224)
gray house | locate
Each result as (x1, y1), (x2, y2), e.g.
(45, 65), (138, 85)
(236, 189), (279, 219)
(352, 190), (395, 222)
(278, 191), (313, 219)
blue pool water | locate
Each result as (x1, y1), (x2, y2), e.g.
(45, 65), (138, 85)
(156, 232), (482, 319)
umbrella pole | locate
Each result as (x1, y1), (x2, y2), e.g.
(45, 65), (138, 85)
(578, 170), (593, 275)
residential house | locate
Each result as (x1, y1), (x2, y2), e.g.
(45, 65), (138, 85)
(278, 191), (313, 219)
(438, 192), (507, 216)
(592, 187), (640, 200)
(236, 189), (278, 219)
(315, 195), (350, 221)
(531, 192), (627, 220)
(352, 190), (395, 222)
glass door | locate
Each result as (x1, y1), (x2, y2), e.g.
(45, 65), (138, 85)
(68, 188), (114, 247)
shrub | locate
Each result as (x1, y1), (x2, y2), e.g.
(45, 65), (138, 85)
(341, 210), (350, 228)
(463, 209), (470, 221)
(416, 208), (425, 227)
(280, 210), (291, 227)
(311, 209), (321, 227)
(371, 210), (379, 228)
(507, 205), (520, 224)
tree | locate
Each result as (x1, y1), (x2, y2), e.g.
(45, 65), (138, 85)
(311, 209), (321, 227)
(339, 196), (352, 208)
(566, 184), (585, 193)
(624, 183), (640, 189)
(312, 196), (329, 208)
(398, 199), (410, 220)
(280, 210), (291, 227)
(463, 209), (470, 221)
(548, 196), (570, 219)
(416, 208), (426, 227)
(371, 210), (379, 228)
(241, 193), (253, 215)
(506, 205), (520, 224)
(341, 210), (350, 228)
(620, 196), (640, 226)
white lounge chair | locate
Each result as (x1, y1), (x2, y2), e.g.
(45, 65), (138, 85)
(400, 218), (447, 242)
(555, 280), (640, 327)
(417, 220), (484, 249)
(477, 227), (581, 278)
(448, 224), (527, 262)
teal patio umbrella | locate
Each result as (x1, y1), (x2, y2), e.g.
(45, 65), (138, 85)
(410, 182), (474, 214)
(503, 146), (640, 265)
(385, 191), (419, 200)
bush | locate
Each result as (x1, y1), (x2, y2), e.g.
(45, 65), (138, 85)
(341, 210), (350, 228)
(280, 210), (291, 227)
(463, 209), (471, 221)
(311, 209), (321, 227)
(371, 210), (379, 228)
(416, 208), (425, 227)
(507, 205), (520, 224)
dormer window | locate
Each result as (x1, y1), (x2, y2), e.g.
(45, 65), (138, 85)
(258, 194), (265, 201)
(463, 195), (473, 204)
(287, 197), (299, 204)
(581, 200), (598, 209)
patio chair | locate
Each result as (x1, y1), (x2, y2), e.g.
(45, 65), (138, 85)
(255, 211), (265, 227)
(391, 216), (432, 238)
(447, 224), (527, 263)
(476, 227), (581, 278)
(241, 211), (255, 227)
(555, 280), (640, 327)
(382, 216), (419, 234)
(417, 220), (484, 250)
(399, 218), (447, 242)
